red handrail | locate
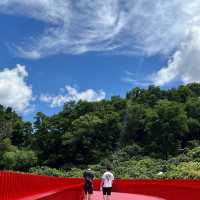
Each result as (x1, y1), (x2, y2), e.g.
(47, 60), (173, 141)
(0, 171), (83, 200)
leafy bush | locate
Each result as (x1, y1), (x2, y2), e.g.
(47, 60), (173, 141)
(29, 166), (68, 177)
(65, 168), (83, 177)
(186, 146), (200, 162)
(2, 150), (37, 171)
(161, 162), (200, 179)
(112, 158), (167, 179)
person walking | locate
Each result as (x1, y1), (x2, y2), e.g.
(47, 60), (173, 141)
(100, 166), (114, 200)
(83, 168), (94, 200)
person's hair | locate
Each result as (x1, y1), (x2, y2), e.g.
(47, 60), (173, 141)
(106, 165), (112, 171)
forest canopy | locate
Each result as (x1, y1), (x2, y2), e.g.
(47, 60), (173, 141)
(1, 83), (200, 178)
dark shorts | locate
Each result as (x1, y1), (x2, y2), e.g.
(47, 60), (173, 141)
(103, 187), (112, 195)
(84, 186), (93, 194)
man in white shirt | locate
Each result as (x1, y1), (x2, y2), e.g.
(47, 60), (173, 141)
(100, 166), (114, 200)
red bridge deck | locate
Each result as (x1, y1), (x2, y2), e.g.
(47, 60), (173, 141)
(93, 192), (165, 200)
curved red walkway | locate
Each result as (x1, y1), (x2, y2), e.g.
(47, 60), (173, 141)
(93, 192), (165, 200)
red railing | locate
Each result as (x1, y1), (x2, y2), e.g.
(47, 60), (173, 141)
(93, 179), (200, 200)
(112, 179), (200, 200)
(0, 171), (83, 200)
(1, 171), (200, 199)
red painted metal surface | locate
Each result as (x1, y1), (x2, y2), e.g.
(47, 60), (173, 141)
(93, 191), (165, 200)
(0, 171), (83, 200)
(1, 171), (200, 199)
(112, 179), (200, 200)
(93, 179), (200, 200)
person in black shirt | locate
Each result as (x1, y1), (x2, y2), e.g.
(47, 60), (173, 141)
(83, 168), (94, 200)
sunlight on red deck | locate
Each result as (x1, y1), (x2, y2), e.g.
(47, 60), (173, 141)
(93, 192), (165, 200)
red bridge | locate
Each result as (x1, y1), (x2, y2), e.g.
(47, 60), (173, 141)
(1, 171), (200, 200)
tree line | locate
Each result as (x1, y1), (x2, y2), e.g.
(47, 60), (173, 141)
(1, 83), (200, 178)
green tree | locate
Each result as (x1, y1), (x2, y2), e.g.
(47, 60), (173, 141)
(2, 149), (37, 171)
(123, 103), (146, 144)
(62, 112), (121, 164)
(145, 100), (188, 159)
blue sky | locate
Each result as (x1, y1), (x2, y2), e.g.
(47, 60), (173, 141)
(0, 1), (199, 121)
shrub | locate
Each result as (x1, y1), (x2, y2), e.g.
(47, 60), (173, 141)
(29, 166), (68, 177)
(161, 162), (200, 179)
(2, 150), (37, 171)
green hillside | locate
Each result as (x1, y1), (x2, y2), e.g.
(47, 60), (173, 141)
(2, 83), (200, 179)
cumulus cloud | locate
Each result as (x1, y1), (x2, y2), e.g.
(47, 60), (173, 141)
(40, 85), (106, 107)
(1, 1), (200, 84)
(152, 26), (200, 85)
(0, 64), (33, 113)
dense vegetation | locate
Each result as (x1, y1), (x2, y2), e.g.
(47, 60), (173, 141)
(2, 83), (200, 178)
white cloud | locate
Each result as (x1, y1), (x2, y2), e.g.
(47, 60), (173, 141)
(0, 64), (33, 113)
(2, 1), (200, 84)
(152, 26), (200, 85)
(40, 85), (106, 107)
(0, 0), (70, 24)
(122, 71), (151, 87)
(0, 0), (194, 57)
